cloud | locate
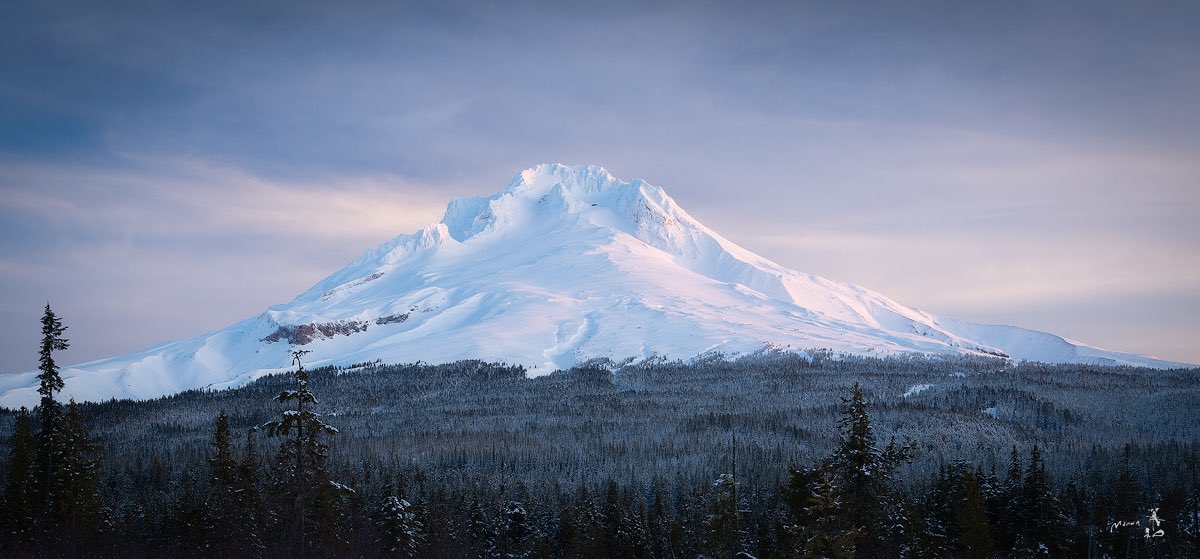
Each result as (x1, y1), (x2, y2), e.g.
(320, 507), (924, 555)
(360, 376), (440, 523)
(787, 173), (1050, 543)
(0, 156), (449, 371)
(1, 0), (1198, 370)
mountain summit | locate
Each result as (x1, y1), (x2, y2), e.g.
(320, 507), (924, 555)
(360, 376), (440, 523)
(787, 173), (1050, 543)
(0, 164), (1188, 406)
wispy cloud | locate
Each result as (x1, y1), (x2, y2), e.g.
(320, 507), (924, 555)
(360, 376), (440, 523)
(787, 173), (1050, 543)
(1, 0), (1197, 368)
(0, 156), (448, 369)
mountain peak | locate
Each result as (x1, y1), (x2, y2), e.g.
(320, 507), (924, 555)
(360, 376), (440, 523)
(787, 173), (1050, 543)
(440, 163), (672, 243)
(0, 164), (1187, 407)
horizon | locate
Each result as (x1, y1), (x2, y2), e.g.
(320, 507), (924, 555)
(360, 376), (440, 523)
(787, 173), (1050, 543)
(2, 0), (1197, 372)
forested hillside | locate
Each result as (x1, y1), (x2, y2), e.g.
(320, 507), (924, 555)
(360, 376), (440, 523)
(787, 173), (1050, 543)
(2, 352), (1198, 557)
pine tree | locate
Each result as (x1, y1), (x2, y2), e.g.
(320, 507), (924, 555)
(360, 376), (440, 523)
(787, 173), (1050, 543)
(1110, 443), (1143, 559)
(492, 501), (536, 559)
(209, 411), (236, 486)
(206, 410), (259, 557)
(828, 383), (908, 559)
(263, 350), (351, 556)
(1013, 445), (1066, 557)
(954, 470), (995, 559)
(54, 400), (102, 541)
(705, 473), (741, 558)
(35, 304), (69, 520)
(3, 407), (36, 549)
(233, 427), (266, 558)
(781, 464), (855, 559)
(468, 493), (495, 559)
(375, 495), (425, 558)
(994, 445), (1024, 551)
(171, 474), (207, 555)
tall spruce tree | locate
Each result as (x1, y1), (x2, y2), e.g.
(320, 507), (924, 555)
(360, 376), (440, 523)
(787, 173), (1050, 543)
(55, 400), (102, 540)
(782, 464), (855, 559)
(206, 410), (251, 557)
(35, 304), (70, 517)
(374, 495), (425, 558)
(955, 470), (996, 559)
(829, 383), (908, 559)
(3, 407), (36, 549)
(264, 349), (350, 556)
(782, 383), (908, 559)
(1013, 445), (1067, 557)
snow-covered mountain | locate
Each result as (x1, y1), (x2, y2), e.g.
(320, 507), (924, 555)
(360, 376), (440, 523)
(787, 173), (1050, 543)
(0, 164), (1190, 407)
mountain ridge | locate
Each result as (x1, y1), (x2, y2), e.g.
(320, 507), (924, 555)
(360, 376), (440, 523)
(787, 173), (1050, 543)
(0, 163), (1190, 407)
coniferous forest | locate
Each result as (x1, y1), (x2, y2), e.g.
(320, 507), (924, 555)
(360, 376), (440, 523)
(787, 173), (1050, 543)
(2, 306), (1199, 558)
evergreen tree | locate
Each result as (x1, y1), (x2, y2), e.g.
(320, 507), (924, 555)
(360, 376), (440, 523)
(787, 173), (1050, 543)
(993, 445), (1024, 551)
(209, 411), (236, 486)
(206, 410), (262, 557)
(170, 474), (207, 556)
(35, 304), (69, 518)
(54, 400), (102, 541)
(263, 350), (351, 556)
(3, 407), (36, 549)
(827, 383), (908, 559)
(781, 464), (855, 559)
(1110, 443), (1143, 558)
(374, 495), (425, 558)
(492, 501), (536, 559)
(645, 485), (673, 559)
(234, 427), (266, 557)
(954, 470), (995, 559)
(468, 493), (495, 559)
(1013, 445), (1067, 557)
(705, 473), (741, 558)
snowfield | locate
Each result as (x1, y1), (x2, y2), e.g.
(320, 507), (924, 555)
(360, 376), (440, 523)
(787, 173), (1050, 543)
(0, 164), (1190, 407)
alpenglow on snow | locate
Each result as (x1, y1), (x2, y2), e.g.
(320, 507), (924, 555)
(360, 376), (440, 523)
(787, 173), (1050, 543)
(0, 164), (1189, 406)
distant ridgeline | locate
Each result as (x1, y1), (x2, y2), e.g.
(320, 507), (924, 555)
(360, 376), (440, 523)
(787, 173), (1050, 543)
(0, 352), (1197, 557)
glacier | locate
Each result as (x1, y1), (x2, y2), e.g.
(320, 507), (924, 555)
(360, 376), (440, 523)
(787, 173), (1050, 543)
(0, 163), (1190, 407)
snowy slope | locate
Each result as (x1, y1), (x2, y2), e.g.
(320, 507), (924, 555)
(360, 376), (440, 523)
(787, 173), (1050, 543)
(0, 164), (1190, 407)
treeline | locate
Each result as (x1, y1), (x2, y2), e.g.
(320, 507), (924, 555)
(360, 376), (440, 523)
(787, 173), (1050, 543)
(1, 307), (1199, 557)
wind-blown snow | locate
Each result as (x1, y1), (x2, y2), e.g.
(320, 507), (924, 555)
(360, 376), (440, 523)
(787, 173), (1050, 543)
(1, 164), (1191, 407)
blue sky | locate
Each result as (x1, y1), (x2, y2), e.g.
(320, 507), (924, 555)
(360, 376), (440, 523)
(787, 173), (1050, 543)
(2, 0), (1197, 371)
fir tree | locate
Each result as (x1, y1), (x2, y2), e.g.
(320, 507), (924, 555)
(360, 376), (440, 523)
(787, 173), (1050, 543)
(955, 470), (995, 559)
(705, 473), (742, 559)
(492, 501), (536, 559)
(3, 407), (36, 549)
(170, 474), (207, 555)
(263, 350), (350, 556)
(54, 400), (102, 541)
(35, 304), (69, 518)
(208, 411), (236, 486)
(1013, 445), (1066, 557)
(374, 495), (425, 558)
(234, 427), (266, 558)
(206, 410), (259, 557)
(828, 383), (908, 559)
(781, 464), (855, 559)
(994, 445), (1024, 551)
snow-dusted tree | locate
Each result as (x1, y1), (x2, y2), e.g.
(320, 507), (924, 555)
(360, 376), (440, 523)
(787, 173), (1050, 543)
(954, 470), (995, 559)
(54, 400), (102, 539)
(35, 304), (69, 516)
(827, 383), (909, 559)
(374, 495), (425, 557)
(705, 473), (741, 558)
(205, 410), (263, 556)
(263, 350), (352, 555)
(491, 501), (537, 559)
(209, 411), (236, 486)
(3, 407), (36, 548)
(782, 464), (855, 559)
(994, 445), (1024, 551)
(1011, 445), (1067, 557)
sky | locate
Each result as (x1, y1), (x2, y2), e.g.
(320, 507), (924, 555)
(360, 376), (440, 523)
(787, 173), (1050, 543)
(1, 0), (1197, 372)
